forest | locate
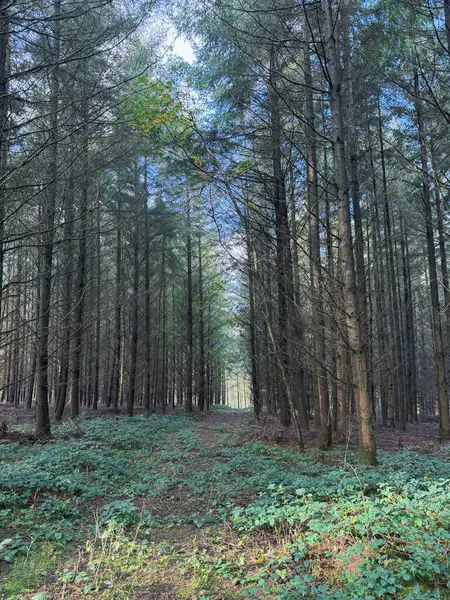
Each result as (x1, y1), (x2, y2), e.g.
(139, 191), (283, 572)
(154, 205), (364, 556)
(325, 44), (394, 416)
(0, 0), (450, 598)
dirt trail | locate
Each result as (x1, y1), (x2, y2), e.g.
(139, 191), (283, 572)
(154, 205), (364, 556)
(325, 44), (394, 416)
(191, 409), (253, 447)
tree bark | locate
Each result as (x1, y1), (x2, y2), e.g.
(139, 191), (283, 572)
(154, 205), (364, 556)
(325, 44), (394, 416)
(197, 233), (206, 411)
(127, 164), (140, 417)
(321, 0), (376, 464)
(304, 38), (331, 449)
(36, 0), (62, 437)
(186, 189), (194, 411)
(414, 70), (449, 440)
(269, 44), (296, 427)
(70, 131), (89, 419)
(0, 0), (9, 319)
(55, 177), (75, 420)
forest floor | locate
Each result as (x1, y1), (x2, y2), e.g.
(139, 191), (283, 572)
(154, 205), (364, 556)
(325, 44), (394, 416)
(0, 407), (449, 600)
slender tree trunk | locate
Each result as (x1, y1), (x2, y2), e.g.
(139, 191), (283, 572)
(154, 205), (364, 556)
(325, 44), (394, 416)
(109, 197), (122, 409)
(36, 0), (61, 437)
(322, 128), (339, 433)
(401, 220), (418, 422)
(430, 143), (450, 355)
(92, 201), (101, 410)
(367, 115), (389, 425)
(143, 160), (151, 414)
(269, 44), (296, 427)
(246, 230), (261, 418)
(127, 165), (140, 417)
(343, 17), (373, 417)
(70, 132), (89, 419)
(26, 274), (41, 410)
(197, 233), (206, 411)
(55, 178), (75, 420)
(414, 71), (449, 440)
(161, 233), (167, 411)
(0, 0), (9, 319)
(186, 190), (193, 411)
(304, 38), (331, 449)
(321, 0), (376, 464)
(377, 98), (403, 426)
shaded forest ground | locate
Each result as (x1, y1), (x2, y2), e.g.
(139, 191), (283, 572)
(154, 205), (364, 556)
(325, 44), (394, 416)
(0, 403), (444, 451)
(0, 407), (449, 599)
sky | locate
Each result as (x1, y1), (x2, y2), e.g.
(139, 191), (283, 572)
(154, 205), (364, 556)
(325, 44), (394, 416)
(171, 35), (195, 63)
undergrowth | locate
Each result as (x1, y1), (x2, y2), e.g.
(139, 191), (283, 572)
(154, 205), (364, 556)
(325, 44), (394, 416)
(0, 413), (449, 599)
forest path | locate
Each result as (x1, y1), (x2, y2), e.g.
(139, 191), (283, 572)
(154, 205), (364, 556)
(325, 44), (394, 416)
(1, 409), (261, 600)
(1, 408), (449, 600)
(190, 408), (253, 448)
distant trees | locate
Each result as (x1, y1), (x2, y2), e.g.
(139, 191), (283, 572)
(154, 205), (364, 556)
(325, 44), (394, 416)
(1, 0), (450, 465)
(0, 2), (235, 435)
(173, 0), (450, 463)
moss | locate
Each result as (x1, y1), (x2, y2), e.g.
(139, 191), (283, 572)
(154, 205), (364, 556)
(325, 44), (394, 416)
(2, 543), (57, 597)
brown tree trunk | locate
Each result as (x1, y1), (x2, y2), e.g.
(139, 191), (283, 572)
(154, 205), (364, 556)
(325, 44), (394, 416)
(321, 0), (376, 464)
(246, 229), (262, 418)
(92, 201), (101, 411)
(343, 16), (373, 418)
(70, 132), (89, 419)
(55, 177), (75, 420)
(430, 144), (450, 357)
(0, 0), (9, 320)
(197, 233), (206, 411)
(143, 160), (151, 414)
(377, 98), (404, 427)
(304, 38), (331, 449)
(185, 190), (193, 411)
(108, 197), (122, 409)
(401, 220), (418, 422)
(414, 71), (449, 440)
(269, 44), (296, 427)
(127, 164), (140, 417)
(36, 0), (61, 437)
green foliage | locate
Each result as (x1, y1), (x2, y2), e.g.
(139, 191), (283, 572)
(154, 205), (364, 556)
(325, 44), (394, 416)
(230, 448), (450, 598)
(1, 416), (449, 598)
(121, 75), (191, 145)
(2, 543), (57, 596)
(99, 500), (139, 526)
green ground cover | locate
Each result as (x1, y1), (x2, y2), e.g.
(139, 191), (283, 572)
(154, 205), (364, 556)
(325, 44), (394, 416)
(0, 411), (449, 599)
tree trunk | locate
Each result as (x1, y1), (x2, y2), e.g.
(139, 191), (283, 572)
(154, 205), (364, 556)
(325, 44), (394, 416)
(36, 0), (62, 437)
(321, 0), (376, 464)
(377, 98), (405, 429)
(343, 16), (373, 417)
(70, 132), (89, 419)
(92, 201), (101, 410)
(109, 197), (122, 409)
(401, 220), (418, 422)
(269, 44), (296, 427)
(197, 233), (206, 411)
(127, 165), (140, 417)
(186, 190), (193, 411)
(143, 160), (151, 414)
(246, 229), (262, 418)
(304, 38), (331, 449)
(430, 143), (450, 358)
(55, 177), (75, 420)
(0, 0), (9, 319)
(414, 70), (449, 440)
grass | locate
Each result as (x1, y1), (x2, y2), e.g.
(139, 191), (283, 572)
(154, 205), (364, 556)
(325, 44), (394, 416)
(0, 411), (449, 599)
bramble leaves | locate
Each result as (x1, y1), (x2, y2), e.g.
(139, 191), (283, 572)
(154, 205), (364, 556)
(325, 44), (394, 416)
(1, 416), (449, 598)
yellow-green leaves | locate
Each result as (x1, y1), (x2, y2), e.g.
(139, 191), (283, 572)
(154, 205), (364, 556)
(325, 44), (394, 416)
(121, 75), (191, 146)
